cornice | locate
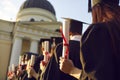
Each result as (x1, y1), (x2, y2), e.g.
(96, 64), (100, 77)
(0, 31), (12, 41)
(13, 23), (61, 41)
(16, 8), (56, 21)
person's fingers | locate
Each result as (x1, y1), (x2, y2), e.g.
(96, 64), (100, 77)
(59, 57), (65, 64)
(59, 57), (67, 70)
(59, 57), (64, 60)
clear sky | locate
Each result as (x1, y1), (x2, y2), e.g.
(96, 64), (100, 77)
(0, 0), (92, 32)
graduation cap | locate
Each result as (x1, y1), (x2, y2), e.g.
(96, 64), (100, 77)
(88, 0), (119, 12)
(22, 52), (38, 60)
(39, 38), (51, 48)
(51, 37), (63, 45)
(39, 38), (51, 45)
(70, 19), (83, 35)
(62, 18), (89, 35)
(39, 38), (51, 52)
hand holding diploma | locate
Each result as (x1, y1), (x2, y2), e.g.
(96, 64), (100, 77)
(59, 57), (74, 74)
(17, 56), (22, 76)
(30, 55), (35, 66)
(60, 26), (69, 59)
(19, 56), (22, 66)
(41, 41), (50, 66)
(59, 57), (82, 79)
(40, 61), (46, 71)
(8, 65), (16, 80)
(27, 67), (39, 79)
(27, 55), (35, 78)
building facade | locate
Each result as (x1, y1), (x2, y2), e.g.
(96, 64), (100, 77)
(0, 0), (61, 79)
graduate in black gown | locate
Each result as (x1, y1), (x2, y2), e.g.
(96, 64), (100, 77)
(60, 19), (85, 80)
(19, 52), (39, 80)
(26, 38), (51, 80)
(41, 37), (63, 80)
(59, 0), (120, 80)
(69, 19), (83, 69)
(42, 19), (85, 80)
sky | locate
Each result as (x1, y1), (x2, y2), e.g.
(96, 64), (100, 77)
(0, 0), (92, 32)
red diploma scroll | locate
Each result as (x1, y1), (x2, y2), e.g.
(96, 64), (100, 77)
(60, 26), (69, 59)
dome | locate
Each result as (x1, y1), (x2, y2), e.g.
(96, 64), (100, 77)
(20, 0), (56, 15)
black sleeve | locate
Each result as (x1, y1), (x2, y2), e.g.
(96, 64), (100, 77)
(69, 41), (82, 69)
(33, 55), (44, 73)
(81, 25), (114, 80)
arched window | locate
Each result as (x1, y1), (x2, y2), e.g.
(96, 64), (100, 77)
(30, 18), (35, 22)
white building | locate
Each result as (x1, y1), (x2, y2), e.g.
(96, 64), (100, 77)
(0, 0), (61, 79)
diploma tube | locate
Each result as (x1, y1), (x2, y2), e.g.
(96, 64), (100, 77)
(17, 56), (22, 75)
(62, 19), (70, 58)
(19, 56), (22, 65)
(44, 41), (49, 52)
(8, 66), (12, 78)
(28, 55), (35, 78)
(18, 56), (22, 73)
(42, 42), (44, 52)
(27, 60), (31, 78)
(12, 64), (15, 72)
(30, 55), (35, 66)
(43, 51), (47, 62)
(8, 66), (11, 72)
(43, 41), (49, 62)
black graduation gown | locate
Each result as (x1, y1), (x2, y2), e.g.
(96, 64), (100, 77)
(80, 22), (120, 80)
(41, 43), (62, 80)
(42, 42), (79, 80)
(34, 54), (44, 73)
(69, 40), (82, 69)
(21, 55), (44, 80)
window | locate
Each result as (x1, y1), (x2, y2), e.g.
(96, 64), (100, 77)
(30, 18), (35, 22)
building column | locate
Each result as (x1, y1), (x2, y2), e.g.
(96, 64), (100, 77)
(30, 40), (38, 53)
(9, 37), (22, 66)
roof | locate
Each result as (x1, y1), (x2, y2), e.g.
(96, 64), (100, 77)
(19, 0), (56, 15)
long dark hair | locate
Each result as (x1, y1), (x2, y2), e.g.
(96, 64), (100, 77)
(92, 3), (120, 56)
(92, 3), (120, 24)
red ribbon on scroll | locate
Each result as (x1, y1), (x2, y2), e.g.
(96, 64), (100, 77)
(60, 27), (69, 59)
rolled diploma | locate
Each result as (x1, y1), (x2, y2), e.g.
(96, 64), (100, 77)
(44, 41), (49, 52)
(8, 66), (11, 72)
(27, 60), (31, 78)
(42, 42), (44, 51)
(28, 55), (35, 78)
(12, 64), (15, 72)
(62, 20), (70, 58)
(43, 51), (47, 62)
(30, 55), (35, 66)
(43, 41), (49, 62)
(19, 56), (22, 65)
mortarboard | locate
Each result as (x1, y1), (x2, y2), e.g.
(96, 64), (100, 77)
(51, 37), (63, 45)
(39, 38), (51, 45)
(69, 19), (83, 35)
(88, 0), (119, 12)
(22, 52), (38, 60)
(39, 38), (51, 52)
(62, 18), (89, 35)
(60, 18), (89, 58)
